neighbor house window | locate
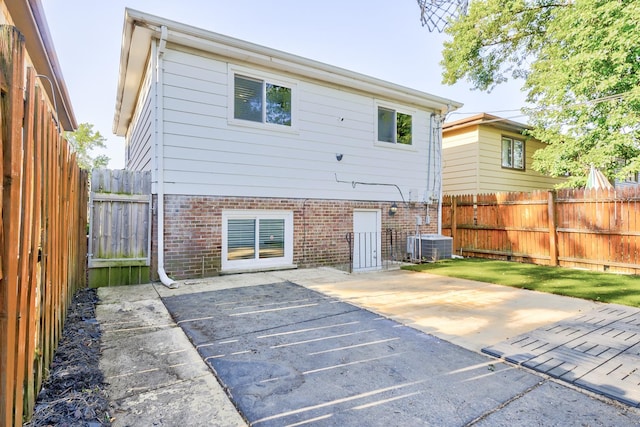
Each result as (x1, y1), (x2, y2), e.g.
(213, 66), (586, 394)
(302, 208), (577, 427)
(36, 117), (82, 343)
(502, 137), (525, 170)
(222, 211), (293, 270)
(377, 106), (412, 145)
(234, 75), (292, 126)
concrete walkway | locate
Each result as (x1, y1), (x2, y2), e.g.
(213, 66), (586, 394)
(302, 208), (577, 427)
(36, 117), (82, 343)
(97, 268), (640, 426)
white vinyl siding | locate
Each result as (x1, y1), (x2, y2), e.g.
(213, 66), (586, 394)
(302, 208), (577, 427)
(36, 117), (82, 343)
(222, 210), (293, 271)
(159, 46), (435, 202)
(126, 58), (153, 171)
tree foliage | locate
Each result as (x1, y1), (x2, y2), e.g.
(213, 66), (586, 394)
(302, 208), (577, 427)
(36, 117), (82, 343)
(66, 122), (110, 171)
(441, 0), (640, 187)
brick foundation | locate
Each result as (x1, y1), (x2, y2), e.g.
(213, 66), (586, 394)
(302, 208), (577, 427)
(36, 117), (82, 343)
(151, 195), (438, 280)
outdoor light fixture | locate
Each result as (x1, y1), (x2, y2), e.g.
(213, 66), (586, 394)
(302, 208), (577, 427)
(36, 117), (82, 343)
(389, 202), (398, 216)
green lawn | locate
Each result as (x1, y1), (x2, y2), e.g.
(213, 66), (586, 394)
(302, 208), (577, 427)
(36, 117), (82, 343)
(402, 258), (640, 308)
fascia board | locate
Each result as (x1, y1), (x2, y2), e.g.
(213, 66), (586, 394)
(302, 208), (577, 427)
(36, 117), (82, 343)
(7, 0), (77, 130)
(165, 29), (462, 113)
(113, 23), (153, 135)
(114, 8), (462, 135)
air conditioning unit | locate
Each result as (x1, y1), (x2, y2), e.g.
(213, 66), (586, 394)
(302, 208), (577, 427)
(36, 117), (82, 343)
(407, 234), (452, 261)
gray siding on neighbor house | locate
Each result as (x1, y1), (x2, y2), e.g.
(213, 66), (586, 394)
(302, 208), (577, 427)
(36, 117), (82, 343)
(126, 58), (153, 172)
(158, 46), (437, 203)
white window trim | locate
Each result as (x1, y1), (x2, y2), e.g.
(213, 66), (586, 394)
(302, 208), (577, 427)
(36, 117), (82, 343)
(501, 136), (526, 170)
(221, 210), (294, 271)
(374, 100), (417, 151)
(228, 64), (298, 133)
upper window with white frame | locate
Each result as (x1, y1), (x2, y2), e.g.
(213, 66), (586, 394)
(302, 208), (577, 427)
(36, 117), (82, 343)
(233, 73), (293, 127)
(501, 136), (525, 170)
(377, 105), (412, 146)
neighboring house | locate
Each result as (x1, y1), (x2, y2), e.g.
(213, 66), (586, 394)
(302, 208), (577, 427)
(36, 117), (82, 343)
(1, 0), (76, 132)
(442, 113), (565, 195)
(113, 9), (461, 283)
(615, 168), (640, 189)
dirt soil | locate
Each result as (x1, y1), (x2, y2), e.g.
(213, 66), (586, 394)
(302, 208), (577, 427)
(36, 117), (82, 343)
(25, 288), (112, 427)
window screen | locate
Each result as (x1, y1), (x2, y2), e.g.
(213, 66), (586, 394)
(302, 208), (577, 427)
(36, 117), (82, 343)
(397, 112), (412, 145)
(258, 219), (285, 259)
(266, 84), (292, 126)
(502, 137), (525, 170)
(227, 219), (256, 260)
(378, 107), (394, 143)
(234, 76), (262, 122)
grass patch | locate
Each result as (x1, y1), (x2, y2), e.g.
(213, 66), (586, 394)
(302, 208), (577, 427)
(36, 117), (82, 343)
(402, 258), (640, 308)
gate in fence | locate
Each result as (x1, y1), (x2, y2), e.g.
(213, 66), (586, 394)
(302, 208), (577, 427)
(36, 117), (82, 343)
(88, 169), (152, 286)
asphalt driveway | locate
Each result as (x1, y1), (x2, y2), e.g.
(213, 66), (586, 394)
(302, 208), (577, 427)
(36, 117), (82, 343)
(99, 268), (640, 426)
(163, 281), (546, 426)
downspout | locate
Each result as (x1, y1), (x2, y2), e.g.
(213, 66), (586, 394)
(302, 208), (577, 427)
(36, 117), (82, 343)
(426, 112), (435, 201)
(155, 25), (177, 288)
(435, 111), (446, 234)
(426, 112), (435, 227)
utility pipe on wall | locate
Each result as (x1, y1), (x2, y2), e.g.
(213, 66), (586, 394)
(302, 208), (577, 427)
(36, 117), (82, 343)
(154, 25), (177, 288)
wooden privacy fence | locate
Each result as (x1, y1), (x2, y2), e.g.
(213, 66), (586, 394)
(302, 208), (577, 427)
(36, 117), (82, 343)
(89, 169), (151, 287)
(0, 26), (88, 426)
(442, 187), (640, 274)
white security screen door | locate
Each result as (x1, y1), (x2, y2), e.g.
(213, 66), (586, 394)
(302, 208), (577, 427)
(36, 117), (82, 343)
(353, 210), (381, 271)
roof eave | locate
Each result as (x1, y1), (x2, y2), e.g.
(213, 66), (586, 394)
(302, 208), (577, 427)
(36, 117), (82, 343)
(6, 0), (77, 131)
(444, 113), (530, 134)
(113, 8), (463, 136)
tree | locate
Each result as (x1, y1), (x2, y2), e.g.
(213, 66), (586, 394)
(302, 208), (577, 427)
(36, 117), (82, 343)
(66, 122), (110, 171)
(440, 0), (640, 187)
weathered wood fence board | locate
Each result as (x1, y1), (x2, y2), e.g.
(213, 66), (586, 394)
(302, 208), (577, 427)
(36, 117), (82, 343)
(88, 169), (151, 286)
(443, 186), (640, 274)
(0, 26), (88, 426)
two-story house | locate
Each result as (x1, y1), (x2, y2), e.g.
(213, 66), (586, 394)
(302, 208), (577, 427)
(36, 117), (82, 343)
(113, 9), (461, 285)
(442, 113), (565, 195)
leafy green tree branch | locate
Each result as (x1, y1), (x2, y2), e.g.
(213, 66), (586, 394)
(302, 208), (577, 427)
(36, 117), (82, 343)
(66, 122), (110, 171)
(440, 0), (640, 187)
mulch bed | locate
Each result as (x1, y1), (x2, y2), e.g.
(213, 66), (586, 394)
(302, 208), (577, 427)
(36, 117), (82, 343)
(25, 288), (112, 427)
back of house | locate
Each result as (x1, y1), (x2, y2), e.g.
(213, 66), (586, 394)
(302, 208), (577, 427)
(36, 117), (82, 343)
(113, 9), (461, 281)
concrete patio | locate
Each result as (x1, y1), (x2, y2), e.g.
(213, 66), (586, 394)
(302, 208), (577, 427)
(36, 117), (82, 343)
(97, 267), (640, 426)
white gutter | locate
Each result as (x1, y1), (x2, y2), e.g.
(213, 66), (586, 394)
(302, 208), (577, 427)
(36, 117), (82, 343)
(154, 25), (177, 289)
(114, 8), (462, 135)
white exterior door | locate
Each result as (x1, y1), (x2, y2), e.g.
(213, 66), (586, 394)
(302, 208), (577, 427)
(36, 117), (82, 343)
(353, 210), (381, 271)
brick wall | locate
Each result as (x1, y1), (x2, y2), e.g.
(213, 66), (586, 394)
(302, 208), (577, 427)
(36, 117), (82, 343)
(151, 195), (438, 280)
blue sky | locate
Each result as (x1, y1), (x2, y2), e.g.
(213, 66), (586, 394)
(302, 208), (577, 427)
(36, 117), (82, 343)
(42, 0), (527, 169)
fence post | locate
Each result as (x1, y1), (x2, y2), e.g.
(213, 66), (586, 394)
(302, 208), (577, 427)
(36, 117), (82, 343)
(451, 196), (458, 255)
(547, 190), (559, 266)
(1, 25), (27, 427)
